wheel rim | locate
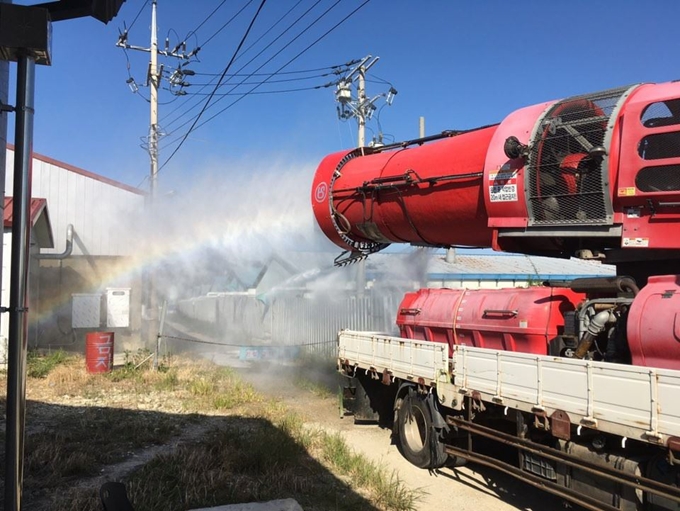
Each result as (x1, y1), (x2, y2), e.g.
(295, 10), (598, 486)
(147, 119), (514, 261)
(402, 403), (428, 451)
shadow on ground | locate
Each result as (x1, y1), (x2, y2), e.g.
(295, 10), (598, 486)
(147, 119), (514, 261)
(0, 398), (381, 511)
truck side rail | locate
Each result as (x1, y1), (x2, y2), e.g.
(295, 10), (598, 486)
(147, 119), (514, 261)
(455, 345), (680, 445)
(338, 330), (680, 447)
(338, 330), (448, 384)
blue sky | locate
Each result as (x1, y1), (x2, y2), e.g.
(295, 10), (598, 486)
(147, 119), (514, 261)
(10, 0), (680, 194)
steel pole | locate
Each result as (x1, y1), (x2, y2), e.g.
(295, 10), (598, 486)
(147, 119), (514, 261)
(4, 53), (36, 511)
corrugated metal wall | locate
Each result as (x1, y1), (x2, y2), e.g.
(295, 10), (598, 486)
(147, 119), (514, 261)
(5, 149), (145, 257)
(178, 291), (401, 359)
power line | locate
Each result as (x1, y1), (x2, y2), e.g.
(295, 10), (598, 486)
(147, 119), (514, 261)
(126, 0), (149, 32)
(227, 0), (305, 65)
(177, 83), (332, 96)
(200, 0), (255, 49)
(160, 0), (325, 132)
(186, 71), (340, 87)
(157, 0), (307, 128)
(191, 62), (359, 77)
(183, 0), (228, 41)
(161, 0), (342, 139)
(159, 0), (371, 168)
(159, 0), (268, 172)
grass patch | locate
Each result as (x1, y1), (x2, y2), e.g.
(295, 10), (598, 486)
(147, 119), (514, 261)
(293, 375), (334, 399)
(21, 407), (185, 489)
(48, 413), (416, 511)
(27, 349), (70, 378)
(320, 432), (419, 511)
(4, 355), (419, 511)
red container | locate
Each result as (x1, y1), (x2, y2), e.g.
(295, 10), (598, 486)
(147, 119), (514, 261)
(397, 287), (583, 357)
(85, 331), (114, 373)
(312, 126), (498, 251)
(627, 275), (680, 370)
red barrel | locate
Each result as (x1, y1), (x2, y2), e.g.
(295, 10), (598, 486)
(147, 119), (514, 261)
(85, 332), (114, 373)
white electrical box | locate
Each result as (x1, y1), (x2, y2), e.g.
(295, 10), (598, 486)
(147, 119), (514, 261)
(106, 288), (130, 328)
(72, 294), (102, 328)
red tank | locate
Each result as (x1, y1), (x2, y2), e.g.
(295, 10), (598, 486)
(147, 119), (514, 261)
(312, 126), (497, 252)
(396, 287), (583, 357)
(627, 275), (680, 370)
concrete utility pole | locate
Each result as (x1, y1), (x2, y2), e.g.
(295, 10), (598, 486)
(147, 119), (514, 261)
(333, 56), (397, 293)
(116, 1), (194, 195)
(335, 55), (397, 148)
(149, 0), (158, 201)
(116, 1), (194, 343)
(357, 65), (366, 147)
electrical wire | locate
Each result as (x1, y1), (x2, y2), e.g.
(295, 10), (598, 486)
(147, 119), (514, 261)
(184, 0), (228, 41)
(159, 0), (268, 172)
(179, 83), (332, 96)
(189, 1), (371, 137)
(157, 0), (307, 129)
(160, 0), (325, 132)
(126, 0), (149, 32)
(231, 0), (306, 65)
(159, 0), (371, 169)
(191, 73), (346, 85)
(192, 62), (357, 77)
(161, 0), (346, 143)
(200, 0), (255, 49)
(188, 71), (338, 87)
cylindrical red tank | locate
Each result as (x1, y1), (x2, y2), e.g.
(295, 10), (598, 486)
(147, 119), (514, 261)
(627, 275), (680, 370)
(397, 287), (583, 357)
(312, 126), (498, 251)
(85, 331), (114, 373)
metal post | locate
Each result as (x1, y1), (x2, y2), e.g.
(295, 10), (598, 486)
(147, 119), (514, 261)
(154, 300), (167, 370)
(419, 116), (425, 138)
(4, 53), (36, 511)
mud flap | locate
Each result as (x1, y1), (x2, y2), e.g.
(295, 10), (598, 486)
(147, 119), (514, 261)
(341, 376), (379, 423)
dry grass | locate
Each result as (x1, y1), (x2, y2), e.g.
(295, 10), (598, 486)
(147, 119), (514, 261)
(0, 351), (418, 511)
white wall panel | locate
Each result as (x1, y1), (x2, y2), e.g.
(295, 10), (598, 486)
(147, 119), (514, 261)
(5, 149), (145, 257)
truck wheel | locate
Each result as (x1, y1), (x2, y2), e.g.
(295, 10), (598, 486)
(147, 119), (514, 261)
(397, 392), (448, 469)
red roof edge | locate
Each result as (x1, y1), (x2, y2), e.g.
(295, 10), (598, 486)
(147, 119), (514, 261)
(6, 144), (146, 196)
(3, 196), (54, 248)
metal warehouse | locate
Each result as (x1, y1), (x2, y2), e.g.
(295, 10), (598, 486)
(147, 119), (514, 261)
(0, 147), (145, 366)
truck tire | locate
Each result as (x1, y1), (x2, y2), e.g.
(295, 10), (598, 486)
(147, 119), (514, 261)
(397, 392), (448, 469)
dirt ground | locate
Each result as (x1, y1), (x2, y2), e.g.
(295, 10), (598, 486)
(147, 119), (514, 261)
(208, 353), (574, 511)
(10, 318), (579, 511)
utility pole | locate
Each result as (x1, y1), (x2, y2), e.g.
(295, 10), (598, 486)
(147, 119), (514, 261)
(149, 0), (158, 201)
(357, 65), (366, 147)
(116, 0), (196, 203)
(334, 56), (397, 294)
(335, 55), (397, 148)
(116, 1), (195, 343)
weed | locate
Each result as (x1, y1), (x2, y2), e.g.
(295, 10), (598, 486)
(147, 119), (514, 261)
(27, 350), (69, 378)
(293, 375), (333, 399)
(319, 431), (418, 511)
(14, 356), (420, 511)
(188, 378), (214, 396)
(154, 369), (179, 391)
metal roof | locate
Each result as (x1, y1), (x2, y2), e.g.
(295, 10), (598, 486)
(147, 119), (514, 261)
(3, 197), (54, 248)
(366, 252), (615, 281)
